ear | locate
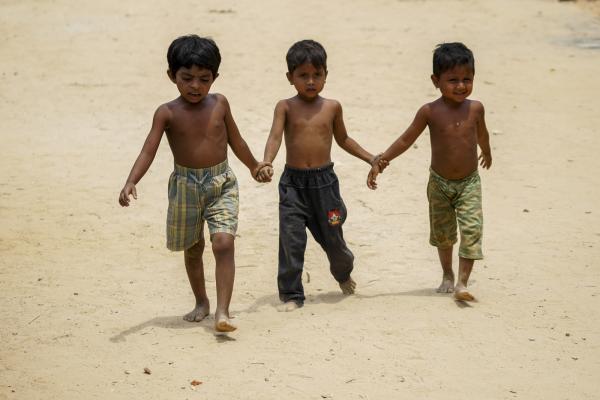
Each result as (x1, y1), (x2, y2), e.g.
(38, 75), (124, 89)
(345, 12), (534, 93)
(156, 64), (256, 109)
(286, 72), (293, 85)
(430, 74), (439, 88)
(324, 70), (328, 81)
(167, 69), (176, 83)
(213, 72), (219, 81)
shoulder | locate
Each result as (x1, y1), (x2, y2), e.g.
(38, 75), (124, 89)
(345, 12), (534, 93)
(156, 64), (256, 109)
(275, 99), (290, 111)
(155, 103), (173, 121)
(468, 100), (485, 122)
(470, 99), (485, 113)
(322, 97), (341, 108)
(211, 93), (229, 107)
(320, 98), (342, 115)
(416, 102), (432, 119)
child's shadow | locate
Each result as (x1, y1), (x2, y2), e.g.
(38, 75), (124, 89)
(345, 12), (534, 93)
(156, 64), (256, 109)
(357, 287), (475, 308)
(109, 315), (232, 343)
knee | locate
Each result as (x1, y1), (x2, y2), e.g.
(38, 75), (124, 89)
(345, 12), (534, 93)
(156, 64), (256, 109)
(211, 234), (234, 256)
(185, 239), (205, 260)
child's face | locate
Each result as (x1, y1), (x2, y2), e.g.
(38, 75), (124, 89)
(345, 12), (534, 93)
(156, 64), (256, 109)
(286, 63), (327, 100)
(168, 65), (217, 104)
(431, 65), (474, 104)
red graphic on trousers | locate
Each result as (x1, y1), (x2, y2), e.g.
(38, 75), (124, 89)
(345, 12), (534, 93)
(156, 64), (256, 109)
(327, 209), (342, 226)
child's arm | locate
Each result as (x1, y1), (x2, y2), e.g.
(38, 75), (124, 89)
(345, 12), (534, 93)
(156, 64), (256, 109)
(257, 100), (287, 182)
(332, 101), (377, 165)
(475, 102), (492, 169)
(118, 105), (170, 206)
(222, 96), (271, 181)
(367, 105), (429, 190)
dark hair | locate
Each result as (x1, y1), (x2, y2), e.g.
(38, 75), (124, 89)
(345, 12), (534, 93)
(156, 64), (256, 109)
(432, 42), (474, 77)
(167, 35), (221, 78)
(286, 40), (327, 73)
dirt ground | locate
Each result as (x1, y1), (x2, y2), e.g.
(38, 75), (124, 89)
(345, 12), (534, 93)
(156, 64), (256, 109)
(1, 0), (599, 399)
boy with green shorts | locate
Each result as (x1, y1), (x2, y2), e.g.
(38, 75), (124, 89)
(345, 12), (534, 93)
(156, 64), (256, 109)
(118, 35), (270, 331)
(367, 42), (492, 301)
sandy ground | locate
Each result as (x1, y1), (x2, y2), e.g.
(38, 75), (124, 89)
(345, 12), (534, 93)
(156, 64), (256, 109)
(1, 0), (599, 399)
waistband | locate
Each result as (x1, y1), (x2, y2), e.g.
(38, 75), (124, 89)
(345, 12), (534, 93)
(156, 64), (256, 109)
(174, 159), (229, 178)
(429, 167), (479, 183)
(283, 162), (334, 175)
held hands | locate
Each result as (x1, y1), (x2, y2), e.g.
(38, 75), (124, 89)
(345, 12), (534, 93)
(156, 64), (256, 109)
(252, 162), (274, 183)
(479, 151), (492, 169)
(119, 182), (137, 207)
(367, 154), (389, 190)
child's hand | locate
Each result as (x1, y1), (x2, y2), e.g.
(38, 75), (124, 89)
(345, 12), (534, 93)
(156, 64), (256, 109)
(119, 182), (137, 207)
(367, 164), (381, 190)
(479, 151), (492, 169)
(378, 158), (389, 172)
(253, 162), (273, 183)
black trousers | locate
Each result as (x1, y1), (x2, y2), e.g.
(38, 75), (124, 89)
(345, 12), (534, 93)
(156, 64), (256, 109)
(278, 163), (354, 305)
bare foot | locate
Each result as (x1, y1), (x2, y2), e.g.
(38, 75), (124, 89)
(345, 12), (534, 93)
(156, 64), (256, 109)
(454, 284), (475, 301)
(339, 277), (356, 295)
(277, 301), (301, 312)
(215, 310), (237, 332)
(436, 272), (455, 293)
(183, 303), (210, 322)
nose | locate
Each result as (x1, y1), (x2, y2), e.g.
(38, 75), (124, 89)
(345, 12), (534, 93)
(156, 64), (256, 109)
(190, 79), (200, 89)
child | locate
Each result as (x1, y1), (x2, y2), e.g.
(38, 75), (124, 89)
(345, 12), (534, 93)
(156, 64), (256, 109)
(257, 40), (380, 311)
(118, 35), (270, 331)
(367, 42), (492, 301)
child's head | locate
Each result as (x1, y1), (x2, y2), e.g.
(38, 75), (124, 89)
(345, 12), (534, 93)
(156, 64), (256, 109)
(286, 40), (327, 74)
(167, 34), (221, 79)
(431, 42), (475, 104)
(432, 42), (474, 78)
(285, 40), (328, 100)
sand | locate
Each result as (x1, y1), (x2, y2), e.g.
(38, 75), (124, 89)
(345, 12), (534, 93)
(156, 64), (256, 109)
(1, 0), (599, 399)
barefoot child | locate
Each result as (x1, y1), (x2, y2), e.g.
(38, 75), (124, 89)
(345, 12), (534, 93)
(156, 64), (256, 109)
(257, 40), (380, 310)
(367, 42), (492, 301)
(118, 35), (270, 331)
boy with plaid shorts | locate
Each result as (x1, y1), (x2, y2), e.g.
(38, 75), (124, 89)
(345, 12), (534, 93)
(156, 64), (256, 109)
(368, 43), (492, 301)
(118, 35), (270, 331)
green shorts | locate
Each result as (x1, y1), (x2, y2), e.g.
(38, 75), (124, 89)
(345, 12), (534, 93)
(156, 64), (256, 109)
(166, 160), (239, 251)
(427, 168), (483, 260)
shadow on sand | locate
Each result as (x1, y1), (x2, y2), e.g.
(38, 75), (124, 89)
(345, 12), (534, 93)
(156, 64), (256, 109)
(109, 315), (233, 343)
(110, 286), (473, 342)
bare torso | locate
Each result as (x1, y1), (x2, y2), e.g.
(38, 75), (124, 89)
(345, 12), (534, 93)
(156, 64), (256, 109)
(164, 94), (229, 168)
(283, 96), (338, 168)
(428, 98), (481, 180)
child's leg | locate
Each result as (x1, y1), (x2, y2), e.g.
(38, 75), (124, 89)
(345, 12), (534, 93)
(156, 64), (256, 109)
(454, 257), (474, 301)
(427, 172), (458, 294)
(436, 246), (455, 293)
(454, 173), (482, 301)
(183, 240), (210, 322)
(307, 174), (355, 295)
(211, 232), (237, 332)
(278, 184), (309, 308)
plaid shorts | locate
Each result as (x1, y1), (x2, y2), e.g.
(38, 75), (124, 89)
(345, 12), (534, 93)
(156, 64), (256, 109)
(166, 160), (239, 251)
(427, 168), (483, 260)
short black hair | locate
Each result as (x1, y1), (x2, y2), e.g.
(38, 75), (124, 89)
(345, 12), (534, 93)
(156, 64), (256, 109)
(286, 40), (327, 73)
(167, 34), (221, 78)
(432, 42), (474, 77)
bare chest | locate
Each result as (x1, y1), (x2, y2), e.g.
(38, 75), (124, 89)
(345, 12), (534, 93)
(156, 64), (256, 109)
(167, 107), (226, 141)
